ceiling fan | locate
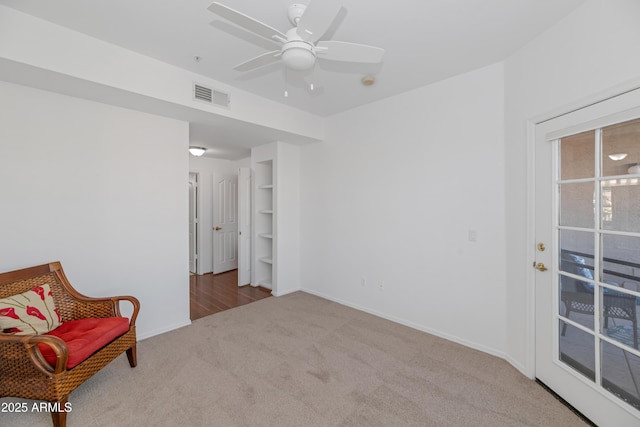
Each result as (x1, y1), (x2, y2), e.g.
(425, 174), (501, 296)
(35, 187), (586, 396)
(207, 1), (385, 73)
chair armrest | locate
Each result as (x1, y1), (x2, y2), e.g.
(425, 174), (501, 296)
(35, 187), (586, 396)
(60, 293), (140, 326)
(112, 295), (140, 327)
(0, 333), (68, 375)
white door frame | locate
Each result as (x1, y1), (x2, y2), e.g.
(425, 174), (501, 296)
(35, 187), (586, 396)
(238, 167), (252, 286)
(525, 77), (640, 379)
(189, 171), (200, 275)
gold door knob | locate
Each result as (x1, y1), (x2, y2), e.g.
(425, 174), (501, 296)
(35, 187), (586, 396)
(214, 227), (222, 231)
(535, 262), (548, 272)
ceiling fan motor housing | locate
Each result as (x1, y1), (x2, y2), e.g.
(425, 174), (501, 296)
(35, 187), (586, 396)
(281, 27), (316, 71)
(287, 4), (306, 26)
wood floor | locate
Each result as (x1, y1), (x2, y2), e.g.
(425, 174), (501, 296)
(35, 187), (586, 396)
(190, 269), (272, 320)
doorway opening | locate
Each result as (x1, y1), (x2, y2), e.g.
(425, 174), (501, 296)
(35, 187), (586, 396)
(188, 166), (261, 321)
(189, 269), (270, 320)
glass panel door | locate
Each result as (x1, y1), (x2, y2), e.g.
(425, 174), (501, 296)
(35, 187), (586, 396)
(535, 89), (640, 427)
(556, 117), (640, 411)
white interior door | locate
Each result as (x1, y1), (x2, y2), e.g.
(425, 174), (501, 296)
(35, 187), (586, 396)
(534, 89), (640, 426)
(213, 172), (238, 274)
(188, 172), (198, 274)
(237, 167), (252, 286)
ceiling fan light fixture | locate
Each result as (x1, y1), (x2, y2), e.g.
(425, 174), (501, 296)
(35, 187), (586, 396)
(281, 42), (316, 71)
(189, 146), (206, 156)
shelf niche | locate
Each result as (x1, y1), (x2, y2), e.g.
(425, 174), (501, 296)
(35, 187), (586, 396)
(253, 159), (274, 290)
(251, 141), (301, 297)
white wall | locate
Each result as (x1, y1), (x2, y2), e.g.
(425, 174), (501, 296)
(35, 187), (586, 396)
(235, 157), (251, 169)
(274, 142), (301, 296)
(504, 0), (640, 374)
(188, 156), (239, 274)
(0, 81), (190, 340)
(300, 63), (507, 356)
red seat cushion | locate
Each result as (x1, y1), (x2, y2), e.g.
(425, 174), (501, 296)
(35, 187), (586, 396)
(37, 317), (130, 369)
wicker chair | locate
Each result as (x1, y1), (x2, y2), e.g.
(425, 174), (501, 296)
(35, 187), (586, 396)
(0, 261), (139, 427)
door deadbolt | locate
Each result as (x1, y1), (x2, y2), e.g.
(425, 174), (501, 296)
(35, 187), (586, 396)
(537, 243), (546, 252)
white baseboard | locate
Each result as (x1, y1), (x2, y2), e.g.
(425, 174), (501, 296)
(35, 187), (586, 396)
(504, 354), (533, 379)
(271, 286), (301, 297)
(137, 319), (192, 341)
(301, 288), (508, 362)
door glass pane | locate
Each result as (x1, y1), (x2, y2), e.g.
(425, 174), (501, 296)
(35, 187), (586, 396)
(601, 183), (640, 232)
(559, 320), (595, 382)
(601, 341), (640, 411)
(560, 182), (594, 228)
(601, 234), (640, 289)
(602, 117), (640, 177)
(602, 286), (639, 349)
(559, 274), (594, 330)
(561, 130), (595, 180)
(559, 229), (594, 276)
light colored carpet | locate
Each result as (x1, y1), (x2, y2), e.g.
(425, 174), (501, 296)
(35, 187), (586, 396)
(1, 292), (587, 426)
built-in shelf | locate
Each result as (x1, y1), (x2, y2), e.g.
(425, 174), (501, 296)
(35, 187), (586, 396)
(254, 158), (274, 291)
(252, 143), (301, 296)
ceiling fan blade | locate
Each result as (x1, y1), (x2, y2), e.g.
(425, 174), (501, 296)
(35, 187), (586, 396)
(296, 1), (346, 43)
(233, 50), (281, 72)
(208, 2), (286, 42)
(316, 41), (385, 64)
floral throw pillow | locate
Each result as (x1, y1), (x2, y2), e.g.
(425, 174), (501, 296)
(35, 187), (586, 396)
(0, 284), (62, 335)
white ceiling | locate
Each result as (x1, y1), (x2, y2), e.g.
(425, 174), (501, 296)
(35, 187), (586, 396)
(0, 0), (585, 158)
